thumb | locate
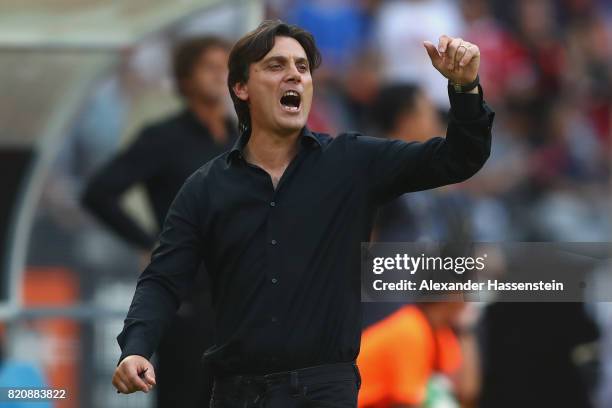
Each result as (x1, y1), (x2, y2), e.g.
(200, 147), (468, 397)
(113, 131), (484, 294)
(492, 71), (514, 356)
(423, 41), (441, 64)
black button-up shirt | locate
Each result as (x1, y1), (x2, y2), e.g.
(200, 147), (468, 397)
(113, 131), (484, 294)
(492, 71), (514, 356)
(117, 86), (495, 375)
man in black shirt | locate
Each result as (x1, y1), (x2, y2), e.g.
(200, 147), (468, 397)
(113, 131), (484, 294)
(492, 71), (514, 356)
(83, 36), (235, 407)
(112, 20), (494, 407)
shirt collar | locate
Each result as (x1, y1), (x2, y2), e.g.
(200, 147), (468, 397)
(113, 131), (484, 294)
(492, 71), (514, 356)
(226, 126), (323, 165)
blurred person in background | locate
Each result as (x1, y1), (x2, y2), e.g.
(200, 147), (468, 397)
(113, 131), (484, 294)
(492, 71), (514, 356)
(82, 36), (236, 408)
(358, 300), (480, 408)
(370, 84), (442, 147)
(111, 19), (493, 407)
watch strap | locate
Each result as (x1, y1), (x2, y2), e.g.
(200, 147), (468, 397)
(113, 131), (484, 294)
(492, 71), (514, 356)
(449, 74), (480, 93)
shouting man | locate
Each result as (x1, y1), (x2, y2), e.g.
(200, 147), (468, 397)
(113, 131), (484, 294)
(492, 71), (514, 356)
(112, 20), (494, 407)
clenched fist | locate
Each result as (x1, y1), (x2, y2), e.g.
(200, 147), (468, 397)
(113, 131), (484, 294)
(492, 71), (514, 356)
(113, 355), (156, 394)
(424, 35), (480, 87)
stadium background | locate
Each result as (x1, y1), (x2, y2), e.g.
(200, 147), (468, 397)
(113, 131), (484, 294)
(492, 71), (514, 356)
(0, 0), (609, 407)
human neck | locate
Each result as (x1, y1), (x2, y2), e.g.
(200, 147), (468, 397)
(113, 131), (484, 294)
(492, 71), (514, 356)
(187, 98), (227, 144)
(244, 126), (301, 170)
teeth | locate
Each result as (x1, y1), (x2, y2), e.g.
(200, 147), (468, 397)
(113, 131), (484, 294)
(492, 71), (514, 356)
(283, 90), (299, 97)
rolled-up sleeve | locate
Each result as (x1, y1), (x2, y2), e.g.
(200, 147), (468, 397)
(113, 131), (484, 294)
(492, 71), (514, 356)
(357, 84), (494, 205)
(116, 172), (206, 364)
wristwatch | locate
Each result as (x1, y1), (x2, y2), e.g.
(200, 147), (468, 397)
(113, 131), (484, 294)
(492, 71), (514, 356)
(449, 75), (480, 93)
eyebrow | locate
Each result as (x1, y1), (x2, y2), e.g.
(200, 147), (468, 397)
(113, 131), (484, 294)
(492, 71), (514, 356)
(261, 55), (309, 66)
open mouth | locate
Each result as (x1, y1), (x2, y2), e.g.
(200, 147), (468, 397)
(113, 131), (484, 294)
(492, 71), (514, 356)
(280, 90), (301, 112)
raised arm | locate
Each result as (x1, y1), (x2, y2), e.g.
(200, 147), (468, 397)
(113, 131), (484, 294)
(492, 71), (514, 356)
(112, 171), (206, 394)
(358, 35), (494, 205)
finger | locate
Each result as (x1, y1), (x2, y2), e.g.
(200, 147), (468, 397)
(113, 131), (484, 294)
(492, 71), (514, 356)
(130, 374), (151, 393)
(124, 369), (150, 393)
(113, 373), (130, 394)
(423, 41), (442, 65)
(455, 46), (468, 69)
(446, 38), (463, 71)
(438, 35), (452, 54)
(114, 371), (134, 393)
(459, 46), (479, 67)
(114, 378), (130, 394)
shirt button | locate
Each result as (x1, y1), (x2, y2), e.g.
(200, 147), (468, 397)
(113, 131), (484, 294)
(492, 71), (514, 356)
(271, 278), (278, 284)
(271, 239), (277, 245)
(271, 316), (278, 323)
(270, 201), (276, 207)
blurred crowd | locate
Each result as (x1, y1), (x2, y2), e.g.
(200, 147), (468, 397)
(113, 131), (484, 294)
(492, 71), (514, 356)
(6, 0), (610, 407)
(267, 0), (611, 407)
(269, 0), (611, 243)
(31, 0), (611, 274)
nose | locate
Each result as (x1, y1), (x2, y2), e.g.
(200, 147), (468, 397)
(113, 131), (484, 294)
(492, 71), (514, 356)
(285, 61), (302, 83)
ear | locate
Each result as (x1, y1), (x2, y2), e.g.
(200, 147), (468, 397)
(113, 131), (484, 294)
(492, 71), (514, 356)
(232, 82), (249, 102)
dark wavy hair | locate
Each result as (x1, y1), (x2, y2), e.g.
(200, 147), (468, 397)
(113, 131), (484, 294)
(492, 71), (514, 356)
(227, 20), (322, 133)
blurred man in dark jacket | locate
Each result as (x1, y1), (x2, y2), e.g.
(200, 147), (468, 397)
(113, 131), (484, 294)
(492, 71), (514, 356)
(82, 36), (236, 407)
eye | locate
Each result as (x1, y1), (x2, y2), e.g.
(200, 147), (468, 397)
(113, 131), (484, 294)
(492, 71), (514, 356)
(269, 63), (282, 70)
(297, 63), (309, 72)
